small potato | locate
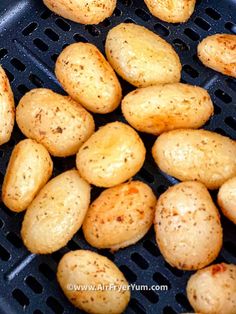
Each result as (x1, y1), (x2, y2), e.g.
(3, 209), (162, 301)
(57, 250), (130, 314)
(218, 176), (236, 224)
(122, 83), (213, 135)
(43, 0), (116, 25)
(198, 34), (236, 78)
(21, 170), (90, 254)
(152, 129), (236, 190)
(144, 0), (196, 23)
(16, 88), (95, 157)
(154, 181), (223, 270)
(105, 23), (181, 87)
(83, 181), (156, 250)
(55, 43), (122, 114)
(187, 263), (236, 314)
(2, 139), (53, 212)
(76, 122), (146, 187)
(0, 65), (15, 146)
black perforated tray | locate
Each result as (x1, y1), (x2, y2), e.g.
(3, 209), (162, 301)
(0, 0), (235, 313)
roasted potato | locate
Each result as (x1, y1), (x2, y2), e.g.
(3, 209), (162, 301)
(83, 181), (156, 250)
(105, 23), (181, 87)
(76, 122), (146, 187)
(21, 170), (90, 254)
(154, 181), (223, 270)
(57, 250), (130, 314)
(2, 139), (53, 212)
(55, 43), (122, 114)
(16, 88), (95, 157)
(152, 129), (236, 190)
(122, 83), (213, 135)
(218, 176), (236, 224)
(198, 34), (236, 78)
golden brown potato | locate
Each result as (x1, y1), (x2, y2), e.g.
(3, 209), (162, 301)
(57, 250), (130, 314)
(0, 65), (15, 146)
(43, 0), (116, 24)
(55, 43), (122, 114)
(21, 170), (90, 254)
(218, 176), (236, 224)
(152, 129), (236, 190)
(76, 122), (146, 187)
(122, 83), (213, 135)
(154, 181), (223, 270)
(16, 88), (95, 157)
(105, 23), (181, 87)
(2, 139), (53, 212)
(198, 34), (236, 77)
(187, 263), (236, 314)
(83, 181), (156, 250)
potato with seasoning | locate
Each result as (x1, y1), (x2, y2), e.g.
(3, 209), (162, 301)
(218, 176), (236, 224)
(2, 139), (53, 212)
(83, 181), (156, 250)
(16, 88), (95, 157)
(21, 170), (90, 254)
(105, 23), (181, 87)
(57, 250), (130, 314)
(154, 181), (223, 270)
(55, 43), (122, 114)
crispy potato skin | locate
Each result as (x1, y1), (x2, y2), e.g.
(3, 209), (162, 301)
(105, 23), (181, 87)
(83, 181), (156, 250)
(198, 34), (236, 77)
(55, 43), (122, 114)
(16, 88), (95, 157)
(76, 122), (146, 187)
(0, 65), (15, 146)
(152, 129), (236, 190)
(187, 263), (236, 314)
(2, 139), (53, 212)
(218, 177), (236, 224)
(154, 181), (223, 270)
(122, 83), (213, 135)
(57, 250), (130, 314)
(43, 0), (116, 25)
(21, 170), (90, 254)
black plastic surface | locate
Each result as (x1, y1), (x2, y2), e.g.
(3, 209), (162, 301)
(0, 0), (236, 313)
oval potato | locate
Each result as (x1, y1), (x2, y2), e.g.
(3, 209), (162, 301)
(187, 263), (236, 314)
(76, 122), (146, 187)
(218, 176), (236, 224)
(55, 43), (122, 114)
(57, 250), (130, 314)
(16, 88), (95, 157)
(2, 139), (53, 212)
(154, 181), (223, 270)
(83, 181), (156, 250)
(122, 83), (213, 135)
(152, 129), (236, 190)
(105, 23), (181, 87)
(198, 34), (236, 78)
(21, 170), (90, 254)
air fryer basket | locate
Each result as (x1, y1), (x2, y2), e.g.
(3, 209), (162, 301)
(0, 0), (235, 313)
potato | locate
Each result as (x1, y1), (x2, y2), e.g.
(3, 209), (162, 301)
(122, 83), (213, 135)
(21, 170), (90, 254)
(105, 23), (181, 87)
(198, 34), (236, 78)
(83, 181), (156, 250)
(218, 176), (236, 224)
(144, 0), (196, 23)
(57, 250), (130, 314)
(187, 263), (236, 314)
(154, 181), (223, 270)
(152, 129), (236, 190)
(2, 139), (53, 212)
(16, 88), (95, 157)
(55, 43), (122, 114)
(43, 0), (116, 25)
(76, 122), (146, 187)
(0, 65), (15, 146)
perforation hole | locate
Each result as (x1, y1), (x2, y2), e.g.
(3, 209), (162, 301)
(119, 265), (137, 283)
(114, 8), (122, 16)
(6, 232), (22, 248)
(33, 38), (49, 51)
(157, 185), (168, 194)
(141, 290), (159, 304)
(0, 244), (10, 261)
(213, 103), (221, 115)
(135, 8), (150, 21)
(226, 78), (236, 92)
(34, 310), (43, 314)
(225, 22), (236, 34)
(175, 293), (192, 311)
(131, 253), (149, 269)
(194, 17), (210, 30)
(46, 297), (64, 314)
(139, 168), (154, 183)
(153, 272), (171, 289)
(154, 23), (169, 37)
(85, 25), (100, 36)
(143, 239), (160, 257)
(165, 262), (184, 277)
(17, 84), (29, 95)
(214, 127), (227, 137)
(73, 34), (88, 43)
(163, 306), (177, 314)
(51, 54), (58, 63)
(22, 22), (38, 36)
(55, 18), (70, 31)
(51, 251), (64, 263)
(205, 7), (221, 20)
(173, 39), (189, 51)
(215, 89), (232, 103)
(12, 289), (29, 307)
(183, 64), (199, 78)
(0, 48), (8, 59)
(67, 239), (80, 250)
(39, 263), (55, 281)
(129, 298), (146, 314)
(40, 10), (52, 20)
(10, 58), (26, 72)
(25, 276), (43, 294)
(184, 28), (200, 41)
(44, 28), (59, 41)
(29, 73), (43, 87)
(4, 68), (14, 82)
(225, 117), (236, 131)
(224, 241), (236, 258)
